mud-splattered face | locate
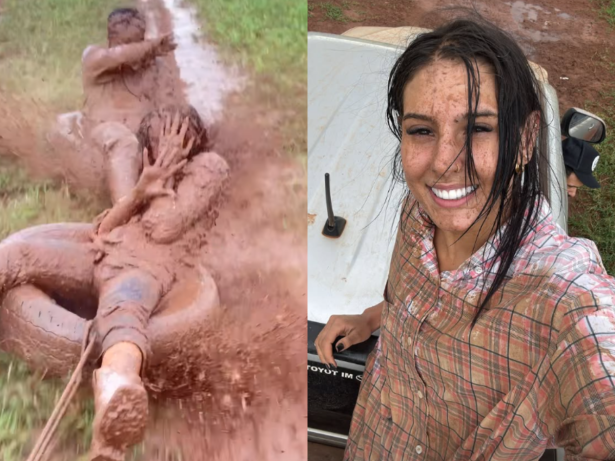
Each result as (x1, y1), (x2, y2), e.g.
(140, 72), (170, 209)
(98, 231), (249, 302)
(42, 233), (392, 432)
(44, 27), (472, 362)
(401, 58), (499, 234)
(108, 17), (146, 45)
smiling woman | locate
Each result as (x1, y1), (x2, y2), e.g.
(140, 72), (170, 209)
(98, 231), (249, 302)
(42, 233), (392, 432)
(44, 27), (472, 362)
(314, 17), (615, 461)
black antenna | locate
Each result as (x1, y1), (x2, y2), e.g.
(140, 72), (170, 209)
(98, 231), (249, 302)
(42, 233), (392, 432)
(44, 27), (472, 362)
(322, 173), (346, 238)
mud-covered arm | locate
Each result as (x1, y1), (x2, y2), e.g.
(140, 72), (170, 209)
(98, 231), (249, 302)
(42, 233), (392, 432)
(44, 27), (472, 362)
(141, 152), (230, 244)
(540, 286), (615, 460)
(96, 186), (147, 235)
(82, 42), (158, 82)
(97, 145), (186, 235)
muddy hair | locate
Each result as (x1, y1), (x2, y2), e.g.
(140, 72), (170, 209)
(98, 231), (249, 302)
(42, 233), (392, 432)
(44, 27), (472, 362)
(386, 17), (546, 324)
(136, 105), (208, 163)
(107, 8), (145, 36)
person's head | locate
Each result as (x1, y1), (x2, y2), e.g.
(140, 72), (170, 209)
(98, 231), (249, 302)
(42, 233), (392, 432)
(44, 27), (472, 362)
(136, 104), (208, 163)
(107, 8), (146, 46)
(386, 17), (546, 319)
(563, 137), (601, 199)
(565, 166), (584, 198)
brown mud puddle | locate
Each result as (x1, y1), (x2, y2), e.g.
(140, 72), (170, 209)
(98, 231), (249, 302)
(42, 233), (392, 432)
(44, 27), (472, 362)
(308, 0), (615, 111)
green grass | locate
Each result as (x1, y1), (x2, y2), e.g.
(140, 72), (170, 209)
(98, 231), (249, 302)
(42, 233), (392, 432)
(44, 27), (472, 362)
(0, 0), (127, 111)
(321, 2), (348, 22)
(190, 0), (306, 89)
(189, 0), (307, 159)
(566, 2), (615, 274)
(0, 354), (95, 461)
(597, 0), (615, 26)
(0, 164), (100, 461)
(568, 90), (615, 273)
(0, 0), (124, 458)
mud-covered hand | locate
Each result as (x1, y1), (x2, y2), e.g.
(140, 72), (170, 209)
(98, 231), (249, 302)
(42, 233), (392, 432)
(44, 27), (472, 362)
(314, 314), (373, 369)
(154, 33), (177, 55)
(136, 113), (194, 199)
(134, 147), (183, 200)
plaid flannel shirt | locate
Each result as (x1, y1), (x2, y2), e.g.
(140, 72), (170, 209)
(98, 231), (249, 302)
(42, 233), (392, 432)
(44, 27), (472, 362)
(345, 194), (615, 461)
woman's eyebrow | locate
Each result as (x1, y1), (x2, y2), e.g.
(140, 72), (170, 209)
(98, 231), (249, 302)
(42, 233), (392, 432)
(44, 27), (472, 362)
(402, 112), (435, 122)
(402, 111), (498, 122)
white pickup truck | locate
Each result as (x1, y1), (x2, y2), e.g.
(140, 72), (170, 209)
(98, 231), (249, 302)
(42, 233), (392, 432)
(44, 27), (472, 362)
(307, 27), (607, 461)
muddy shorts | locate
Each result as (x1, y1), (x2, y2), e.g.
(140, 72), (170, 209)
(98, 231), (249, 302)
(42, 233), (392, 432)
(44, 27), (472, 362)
(94, 268), (163, 369)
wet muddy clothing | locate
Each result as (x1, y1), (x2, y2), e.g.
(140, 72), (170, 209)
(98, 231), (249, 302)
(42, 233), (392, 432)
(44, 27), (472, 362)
(92, 151), (230, 366)
(345, 195), (615, 461)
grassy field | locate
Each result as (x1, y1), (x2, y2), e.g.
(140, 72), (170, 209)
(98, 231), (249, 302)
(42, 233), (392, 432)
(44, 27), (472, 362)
(568, 93), (615, 274)
(189, 0), (308, 159)
(0, 0), (125, 459)
(598, 0), (615, 26)
(566, 3), (615, 273)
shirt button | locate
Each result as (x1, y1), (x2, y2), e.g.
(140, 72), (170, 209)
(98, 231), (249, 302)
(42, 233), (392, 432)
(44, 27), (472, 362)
(407, 337), (412, 346)
(416, 445), (423, 454)
(417, 390), (424, 399)
(414, 346), (419, 355)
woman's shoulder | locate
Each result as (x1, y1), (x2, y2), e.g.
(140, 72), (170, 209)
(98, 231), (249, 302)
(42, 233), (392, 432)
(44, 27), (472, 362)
(528, 230), (615, 311)
(521, 218), (606, 278)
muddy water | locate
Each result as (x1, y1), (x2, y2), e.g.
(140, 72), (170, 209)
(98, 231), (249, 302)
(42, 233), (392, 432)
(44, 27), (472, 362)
(146, 0), (245, 125)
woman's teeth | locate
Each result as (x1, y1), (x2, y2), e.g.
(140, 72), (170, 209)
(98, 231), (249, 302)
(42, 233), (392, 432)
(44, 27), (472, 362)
(431, 186), (476, 201)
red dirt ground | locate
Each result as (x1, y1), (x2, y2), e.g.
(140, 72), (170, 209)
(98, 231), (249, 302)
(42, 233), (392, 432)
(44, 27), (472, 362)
(308, 0), (615, 111)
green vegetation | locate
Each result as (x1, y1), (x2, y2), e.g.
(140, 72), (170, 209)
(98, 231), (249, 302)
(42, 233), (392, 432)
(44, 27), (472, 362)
(0, 161), (98, 240)
(189, 0), (307, 159)
(190, 0), (306, 88)
(566, 3), (615, 274)
(0, 0), (126, 111)
(0, 0), (306, 458)
(0, 354), (94, 461)
(597, 0), (615, 26)
(568, 90), (615, 274)
(321, 2), (348, 22)
(0, 0), (124, 458)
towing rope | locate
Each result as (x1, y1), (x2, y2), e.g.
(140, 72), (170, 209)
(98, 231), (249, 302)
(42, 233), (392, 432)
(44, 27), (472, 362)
(26, 321), (95, 461)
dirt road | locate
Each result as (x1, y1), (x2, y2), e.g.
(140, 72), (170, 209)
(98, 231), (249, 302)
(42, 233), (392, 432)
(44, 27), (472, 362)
(309, 0), (615, 112)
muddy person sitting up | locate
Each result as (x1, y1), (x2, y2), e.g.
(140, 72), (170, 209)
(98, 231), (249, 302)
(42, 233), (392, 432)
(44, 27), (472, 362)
(0, 107), (229, 461)
(51, 7), (177, 204)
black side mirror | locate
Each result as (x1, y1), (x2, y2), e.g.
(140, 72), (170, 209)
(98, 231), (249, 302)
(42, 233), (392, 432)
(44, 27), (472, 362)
(561, 108), (607, 144)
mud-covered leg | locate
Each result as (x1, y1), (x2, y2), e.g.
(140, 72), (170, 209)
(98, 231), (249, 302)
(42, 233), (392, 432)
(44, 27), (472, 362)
(0, 228), (96, 299)
(90, 122), (143, 205)
(89, 269), (162, 461)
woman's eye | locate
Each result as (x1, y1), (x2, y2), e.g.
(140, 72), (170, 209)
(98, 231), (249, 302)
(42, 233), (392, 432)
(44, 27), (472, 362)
(472, 125), (493, 133)
(406, 127), (432, 136)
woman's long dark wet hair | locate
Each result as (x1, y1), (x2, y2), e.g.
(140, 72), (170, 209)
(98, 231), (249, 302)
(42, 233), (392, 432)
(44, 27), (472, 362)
(387, 18), (546, 323)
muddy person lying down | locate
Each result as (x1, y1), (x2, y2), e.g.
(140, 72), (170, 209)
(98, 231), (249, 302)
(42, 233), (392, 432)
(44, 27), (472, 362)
(50, 7), (178, 204)
(0, 109), (229, 461)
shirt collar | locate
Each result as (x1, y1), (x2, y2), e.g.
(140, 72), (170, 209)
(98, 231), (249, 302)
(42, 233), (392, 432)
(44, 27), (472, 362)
(408, 195), (553, 278)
